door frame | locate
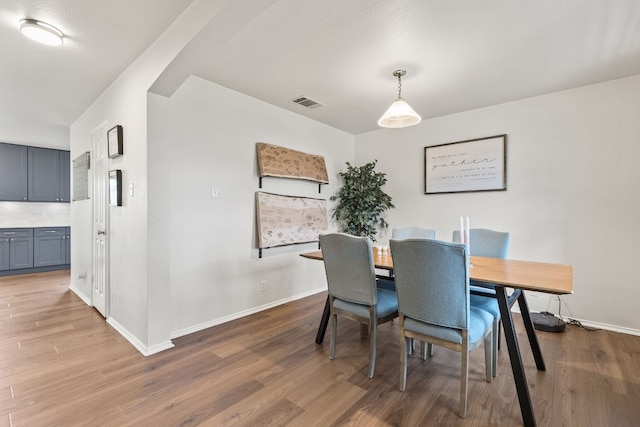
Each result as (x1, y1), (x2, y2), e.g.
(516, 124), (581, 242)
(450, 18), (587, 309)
(91, 121), (109, 317)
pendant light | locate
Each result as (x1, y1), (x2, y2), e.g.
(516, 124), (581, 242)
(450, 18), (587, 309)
(377, 69), (421, 128)
(19, 19), (64, 46)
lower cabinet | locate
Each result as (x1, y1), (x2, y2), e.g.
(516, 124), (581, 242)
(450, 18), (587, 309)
(65, 227), (70, 264)
(0, 227), (69, 275)
(34, 228), (67, 267)
(0, 238), (8, 270)
(0, 229), (34, 271)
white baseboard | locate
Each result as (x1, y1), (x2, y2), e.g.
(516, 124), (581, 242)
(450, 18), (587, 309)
(511, 307), (640, 336)
(68, 284), (91, 305)
(107, 317), (175, 356)
(170, 287), (326, 339)
(69, 284), (175, 356)
(570, 319), (640, 336)
(69, 283), (327, 356)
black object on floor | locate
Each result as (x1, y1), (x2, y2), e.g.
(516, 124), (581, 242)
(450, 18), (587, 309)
(531, 311), (566, 332)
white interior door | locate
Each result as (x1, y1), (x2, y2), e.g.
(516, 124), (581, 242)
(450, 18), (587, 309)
(91, 123), (108, 317)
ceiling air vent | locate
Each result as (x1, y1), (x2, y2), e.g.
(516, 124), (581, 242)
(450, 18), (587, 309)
(290, 96), (324, 109)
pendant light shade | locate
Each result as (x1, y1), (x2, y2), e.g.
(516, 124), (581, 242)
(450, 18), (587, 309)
(19, 19), (64, 46)
(378, 70), (421, 128)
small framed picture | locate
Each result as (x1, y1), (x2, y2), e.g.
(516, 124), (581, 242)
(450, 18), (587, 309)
(107, 125), (123, 158)
(108, 170), (122, 206)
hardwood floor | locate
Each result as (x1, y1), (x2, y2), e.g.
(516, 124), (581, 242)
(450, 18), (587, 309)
(1, 271), (639, 426)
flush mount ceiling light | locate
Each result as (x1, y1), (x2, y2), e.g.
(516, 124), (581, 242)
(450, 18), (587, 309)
(19, 19), (64, 46)
(377, 69), (421, 128)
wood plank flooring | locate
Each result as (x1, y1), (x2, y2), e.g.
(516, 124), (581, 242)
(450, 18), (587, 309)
(1, 270), (639, 426)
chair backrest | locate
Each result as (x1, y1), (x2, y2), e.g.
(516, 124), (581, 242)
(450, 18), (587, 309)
(319, 233), (377, 305)
(391, 226), (436, 240)
(452, 228), (509, 258)
(390, 238), (469, 330)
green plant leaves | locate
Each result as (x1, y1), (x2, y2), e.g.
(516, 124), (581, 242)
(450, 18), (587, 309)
(330, 160), (394, 241)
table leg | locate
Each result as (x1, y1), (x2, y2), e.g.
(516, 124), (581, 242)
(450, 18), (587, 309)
(315, 296), (330, 344)
(517, 291), (546, 371)
(496, 286), (536, 427)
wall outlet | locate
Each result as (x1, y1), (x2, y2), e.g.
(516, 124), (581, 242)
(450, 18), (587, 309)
(260, 280), (267, 292)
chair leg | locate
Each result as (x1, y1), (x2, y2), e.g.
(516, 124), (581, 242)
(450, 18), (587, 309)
(360, 322), (368, 339)
(400, 334), (408, 391)
(368, 318), (377, 379)
(399, 316), (408, 391)
(420, 341), (434, 360)
(484, 329), (493, 383)
(329, 313), (337, 360)
(459, 333), (469, 418)
(491, 318), (499, 377)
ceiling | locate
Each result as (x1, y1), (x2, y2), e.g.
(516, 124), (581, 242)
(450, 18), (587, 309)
(3, 0), (640, 148)
(0, 0), (194, 148)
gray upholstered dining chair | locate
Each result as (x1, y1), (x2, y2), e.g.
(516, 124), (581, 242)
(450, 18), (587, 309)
(319, 233), (399, 379)
(452, 228), (509, 377)
(390, 238), (493, 418)
(389, 226), (437, 357)
(391, 226), (436, 240)
(378, 227), (437, 293)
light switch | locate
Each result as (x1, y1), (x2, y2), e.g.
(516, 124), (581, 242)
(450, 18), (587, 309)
(211, 187), (222, 199)
(129, 183), (134, 197)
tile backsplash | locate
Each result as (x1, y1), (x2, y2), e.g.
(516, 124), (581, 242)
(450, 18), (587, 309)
(0, 202), (71, 228)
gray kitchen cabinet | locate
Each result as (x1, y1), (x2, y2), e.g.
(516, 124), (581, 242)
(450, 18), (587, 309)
(28, 147), (70, 202)
(0, 229), (34, 270)
(0, 228), (70, 276)
(0, 144), (69, 202)
(64, 227), (71, 264)
(60, 151), (70, 202)
(34, 228), (66, 267)
(0, 143), (28, 201)
(0, 236), (9, 270)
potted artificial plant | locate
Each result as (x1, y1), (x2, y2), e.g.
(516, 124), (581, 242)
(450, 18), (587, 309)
(330, 160), (395, 241)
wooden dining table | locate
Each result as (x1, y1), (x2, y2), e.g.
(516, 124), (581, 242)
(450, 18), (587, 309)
(300, 250), (573, 427)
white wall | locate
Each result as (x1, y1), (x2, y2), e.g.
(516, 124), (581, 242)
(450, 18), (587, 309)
(148, 76), (353, 336)
(355, 74), (640, 334)
(67, 0), (640, 353)
(70, 0), (236, 354)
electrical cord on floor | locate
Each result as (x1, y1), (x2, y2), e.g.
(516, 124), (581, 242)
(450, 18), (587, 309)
(553, 296), (599, 331)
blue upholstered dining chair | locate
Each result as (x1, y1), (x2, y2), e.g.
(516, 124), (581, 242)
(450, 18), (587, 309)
(391, 226), (436, 240)
(319, 233), (399, 379)
(452, 228), (509, 377)
(377, 227), (437, 294)
(389, 226), (437, 356)
(390, 238), (493, 418)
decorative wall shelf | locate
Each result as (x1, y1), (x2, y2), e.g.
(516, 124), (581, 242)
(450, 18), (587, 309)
(256, 191), (327, 258)
(256, 142), (329, 193)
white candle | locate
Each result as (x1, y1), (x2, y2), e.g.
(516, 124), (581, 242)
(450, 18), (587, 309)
(465, 216), (470, 255)
(459, 216), (465, 244)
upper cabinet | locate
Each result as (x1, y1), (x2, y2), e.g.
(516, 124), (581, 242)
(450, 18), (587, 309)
(0, 143), (70, 203)
(60, 151), (70, 202)
(0, 143), (28, 201)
